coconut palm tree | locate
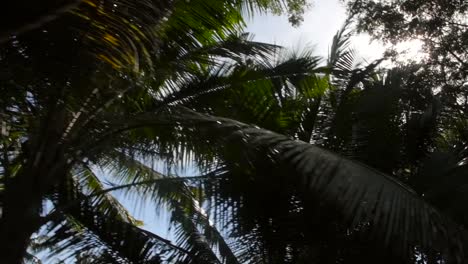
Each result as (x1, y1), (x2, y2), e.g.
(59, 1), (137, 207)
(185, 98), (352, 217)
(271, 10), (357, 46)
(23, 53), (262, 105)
(0, 0), (309, 262)
(182, 22), (468, 263)
(0, 1), (467, 264)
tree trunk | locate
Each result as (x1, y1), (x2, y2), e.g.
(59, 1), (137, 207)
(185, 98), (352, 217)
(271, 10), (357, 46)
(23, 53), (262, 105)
(0, 174), (43, 264)
(0, 101), (70, 262)
(0, 146), (67, 263)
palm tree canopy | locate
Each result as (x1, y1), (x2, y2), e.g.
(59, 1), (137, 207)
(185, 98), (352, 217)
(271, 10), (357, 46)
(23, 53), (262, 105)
(1, 1), (468, 264)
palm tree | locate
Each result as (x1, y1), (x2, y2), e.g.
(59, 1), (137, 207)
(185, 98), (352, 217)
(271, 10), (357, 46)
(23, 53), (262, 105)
(0, 1), (466, 264)
(180, 22), (468, 262)
(0, 0), (307, 262)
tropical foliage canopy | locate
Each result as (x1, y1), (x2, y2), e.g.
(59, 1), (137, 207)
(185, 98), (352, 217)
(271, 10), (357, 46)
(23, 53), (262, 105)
(0, 0), (467, 263)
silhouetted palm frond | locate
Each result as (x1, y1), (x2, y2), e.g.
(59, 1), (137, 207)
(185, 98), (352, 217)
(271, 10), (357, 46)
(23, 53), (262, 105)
(141, 106), (468, 262)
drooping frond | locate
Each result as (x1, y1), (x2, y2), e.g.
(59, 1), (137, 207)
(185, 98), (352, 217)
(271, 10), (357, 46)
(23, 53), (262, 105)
(132, 106), (468, 262)
(94, 152), (241, 263)
(41, 172), (184, 263)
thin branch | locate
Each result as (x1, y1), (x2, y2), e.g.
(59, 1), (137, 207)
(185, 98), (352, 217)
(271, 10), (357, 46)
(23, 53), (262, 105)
(447, 49), (468, 67)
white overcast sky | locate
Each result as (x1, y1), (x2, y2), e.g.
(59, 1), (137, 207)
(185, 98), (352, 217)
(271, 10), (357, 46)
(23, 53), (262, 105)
(245, 0), (386, 62)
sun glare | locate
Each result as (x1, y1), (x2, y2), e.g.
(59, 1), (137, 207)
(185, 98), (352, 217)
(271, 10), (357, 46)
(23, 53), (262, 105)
(394, 39), (426, 62)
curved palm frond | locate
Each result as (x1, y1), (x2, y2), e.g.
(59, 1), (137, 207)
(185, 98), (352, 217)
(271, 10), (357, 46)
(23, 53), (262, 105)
(133, 106), (467, 262)
(173, 47), (324, 134)
(97, 152), (242, 263)
(0, 0), (311, 263)
(327, 18), (356, 74)
(40, 169), (183, 263)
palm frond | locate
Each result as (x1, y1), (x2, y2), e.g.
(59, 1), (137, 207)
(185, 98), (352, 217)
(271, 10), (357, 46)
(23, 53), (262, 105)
(41, 173), (184, 263)
(140, 106), (467, 262)
(171, 47), (323, 133)
(96, 152), (241, 263)
(42, 215), (170, 263)
(328, 18), (356, 74)
(77, 165), (143, 225)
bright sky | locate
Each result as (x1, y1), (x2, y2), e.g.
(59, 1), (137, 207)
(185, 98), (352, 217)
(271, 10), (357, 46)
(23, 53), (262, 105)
(245, 0), (386, 62)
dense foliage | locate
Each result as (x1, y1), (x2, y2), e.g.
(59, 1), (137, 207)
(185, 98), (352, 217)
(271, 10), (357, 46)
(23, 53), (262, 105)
(0, 0), (467, 264)
(344, 0), (468, 124)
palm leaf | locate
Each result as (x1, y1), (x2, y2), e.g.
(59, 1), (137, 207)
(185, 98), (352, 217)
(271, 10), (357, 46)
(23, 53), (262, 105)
(96, 151), (241, 263)
(327, 18), (356, 74)
(41, 172), (184, 263)
(139, 106), (467, 262)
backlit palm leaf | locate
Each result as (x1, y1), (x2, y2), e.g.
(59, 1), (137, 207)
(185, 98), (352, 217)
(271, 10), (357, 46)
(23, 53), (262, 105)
(138, 106), (468, 262)
(97, 152), (241, 263)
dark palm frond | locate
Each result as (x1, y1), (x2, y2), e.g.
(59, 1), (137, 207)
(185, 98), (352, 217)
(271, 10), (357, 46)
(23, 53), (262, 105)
(96, 152), (241, 263)
(327, 18), (356, 74)
(24, 251), (42, 264)
(322, 47), (384, 153)
(166, 181), (241, 264)
(133, 106), (467, 262)
(0, 0), (82, 42)
(70, 0), (174, 72)
(152, 0), (287, 75)
(86, 46), (326, 151)
(337, 65), (440, 175)
(76, 165), (143, 225)
(41, 172), (185, 263)
(292, 74), (330, 142)
(326, 18), (383, 96)
(42, 215), (168, 264)
(347, 79), (403, 172)
(174, 47), (323, 134)
(159, 42), (318, 107)
(155, 33), (279, 77)
(169, 204), (222, 264)
(0, 0), (174, 74)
